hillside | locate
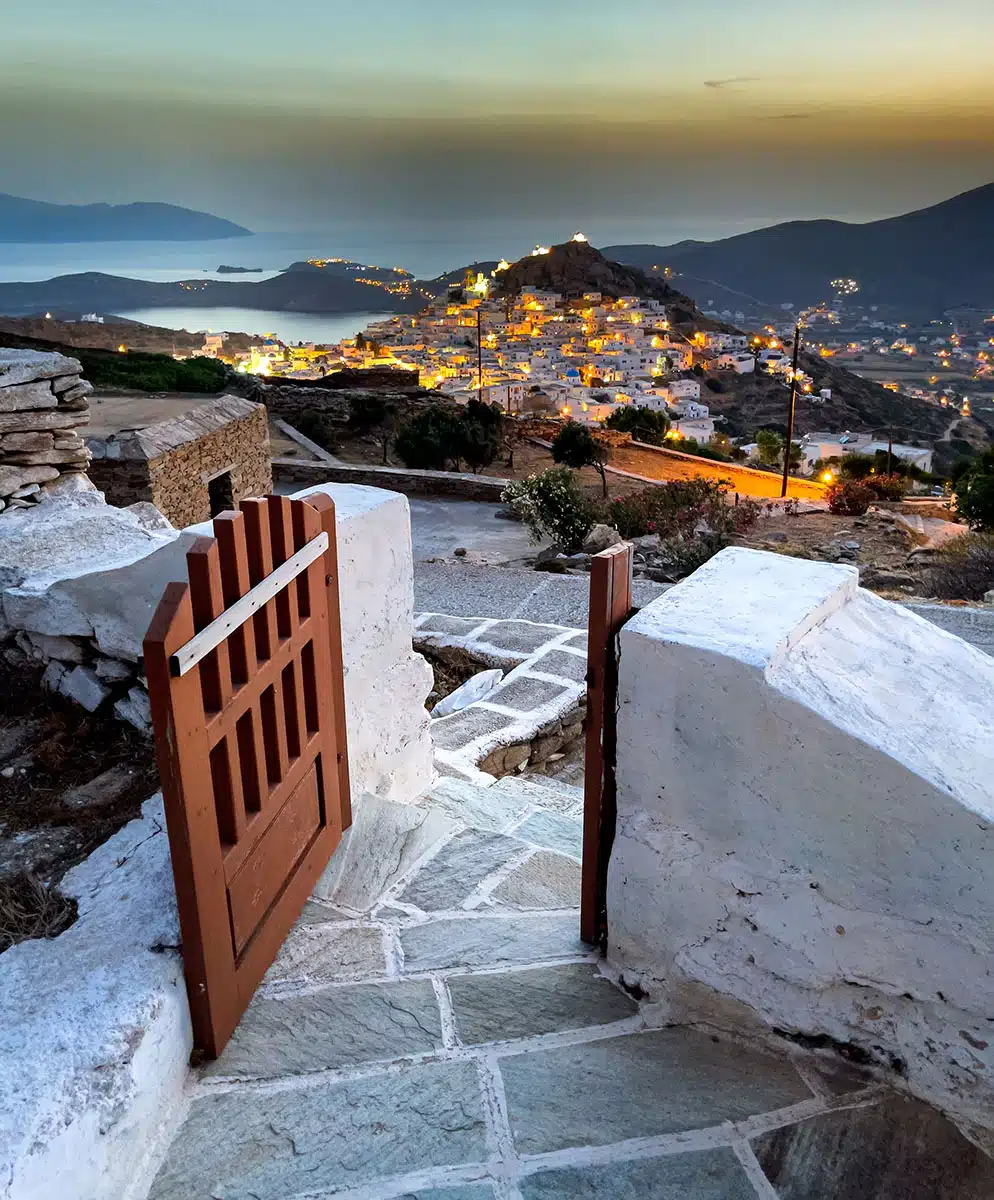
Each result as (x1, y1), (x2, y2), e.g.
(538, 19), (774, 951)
(605, 182), (994, 315)
(707, 354), (951, 446)
(494, 239), (681, 305)
(0, 193), (251, 242)
(0, 261), (423, 318)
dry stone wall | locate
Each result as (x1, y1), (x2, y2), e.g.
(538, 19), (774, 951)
(87, 397), (272, 528)
(0, 349), (92, 514)
(147, 403), (272, 528)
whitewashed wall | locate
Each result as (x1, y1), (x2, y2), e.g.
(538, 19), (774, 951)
(0, 481), (433, 803)
(288, 482), (433, 803)
(608, 548), (994, 1130)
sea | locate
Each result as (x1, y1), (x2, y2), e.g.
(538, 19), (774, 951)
(0, 216), (766, 343)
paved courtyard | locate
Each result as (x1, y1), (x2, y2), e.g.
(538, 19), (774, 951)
(143, 776), (994, 1200)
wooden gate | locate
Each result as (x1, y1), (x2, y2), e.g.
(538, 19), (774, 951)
(143, 492), (351, 1059)
(580, 542), (634, 947)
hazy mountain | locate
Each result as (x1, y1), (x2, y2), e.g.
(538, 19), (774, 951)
(0, 261), (424, 317)
(0, 194), (251, 243)
(605, 183), (994, 315)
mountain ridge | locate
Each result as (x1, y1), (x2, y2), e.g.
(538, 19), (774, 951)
(604, 182), (994, 315)
(0, 194), (251, 243)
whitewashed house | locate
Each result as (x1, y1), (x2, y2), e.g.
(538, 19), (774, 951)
(668, 378), (702, 402)
(717, 352), (756, 374)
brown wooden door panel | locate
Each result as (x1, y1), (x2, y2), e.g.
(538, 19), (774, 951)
(227, 764), (322, 955)
(144, 494), (351, 1059)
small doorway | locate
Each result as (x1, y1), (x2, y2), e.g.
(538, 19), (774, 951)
(208, 470), (234, 517)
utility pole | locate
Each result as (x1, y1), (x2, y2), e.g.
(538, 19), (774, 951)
(477, 306), (484, 406)
(781, 320), (802, 498)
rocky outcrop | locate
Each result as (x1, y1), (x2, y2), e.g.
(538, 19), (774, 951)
(0, 349), (92, 513)
(493, 240), (681, 305)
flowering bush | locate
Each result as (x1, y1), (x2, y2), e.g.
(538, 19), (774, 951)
(502, 467), (594, 551)
(863, 473), (907, 501)
(605, 479), (758, 541)
(827, 480), (875, 516)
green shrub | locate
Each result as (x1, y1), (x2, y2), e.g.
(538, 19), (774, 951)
(76, 350), (226, 393)
(839, 453), (876, 481)
(394, 400), (502, 473)
(677, 437), (730, 462)
(293, 409), (341, 453)
(827, 479), (874, 516)
(394, 407), (465, 471)
(755, 429), (783, 467)
(502, 467), (594, 550)
(955, 451), (994, 530)
(604, 405), (670, 445)
(552, 420), (608, 496)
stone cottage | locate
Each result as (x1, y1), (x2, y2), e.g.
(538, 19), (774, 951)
(87, 394), (272, 527)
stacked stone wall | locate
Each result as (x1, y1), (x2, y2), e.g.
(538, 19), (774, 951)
(0, 350), (92, 514)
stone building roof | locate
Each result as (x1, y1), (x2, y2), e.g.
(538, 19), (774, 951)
(87, 394), (263, 462)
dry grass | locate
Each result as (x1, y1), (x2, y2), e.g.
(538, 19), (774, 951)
(0, 874), (77, 953)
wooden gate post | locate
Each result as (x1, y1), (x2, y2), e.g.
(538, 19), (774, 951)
(581, 543), (634, 947)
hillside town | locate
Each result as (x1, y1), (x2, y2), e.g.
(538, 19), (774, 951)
(204, 242), (954, 482)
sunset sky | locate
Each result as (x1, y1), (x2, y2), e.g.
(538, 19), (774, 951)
(5, 0), (994, 245)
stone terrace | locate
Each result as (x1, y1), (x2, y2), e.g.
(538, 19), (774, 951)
(140, 776), (992, 1200)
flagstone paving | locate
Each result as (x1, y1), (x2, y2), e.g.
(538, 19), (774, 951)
(144, 776), (994, 1200)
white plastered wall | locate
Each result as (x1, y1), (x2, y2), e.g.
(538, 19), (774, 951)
(608, 547), (994, 1129)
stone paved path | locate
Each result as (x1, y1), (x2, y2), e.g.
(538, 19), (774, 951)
(414, 563), (671, 629)
(142, 778), (994, 1200)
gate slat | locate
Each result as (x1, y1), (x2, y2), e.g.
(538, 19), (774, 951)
(187, 538), (234, 713)
(214, 511), (255, 688)
(209, 735), (246, 847)
(260, 677), (289, 787)
(240, 499), (278, 661)
(266, 495), (296, 641)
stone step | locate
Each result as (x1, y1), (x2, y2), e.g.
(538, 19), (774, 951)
(489, 773), (584, 816)
(425, 774), (583, 835)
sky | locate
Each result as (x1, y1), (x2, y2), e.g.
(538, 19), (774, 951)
(4, 0), (994, 253)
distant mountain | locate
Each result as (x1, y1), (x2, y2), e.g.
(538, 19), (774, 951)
(0, 194), (251, 243)
(605, 183), (994, 315)
(0, 260), (422, 317)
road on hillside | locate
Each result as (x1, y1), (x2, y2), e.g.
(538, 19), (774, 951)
(608, 444), (829, 501)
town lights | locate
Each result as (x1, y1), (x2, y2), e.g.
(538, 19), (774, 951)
(531, 246), (551, 256)
(821, 471), (835, 484)
(571, 231), (588, 243)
